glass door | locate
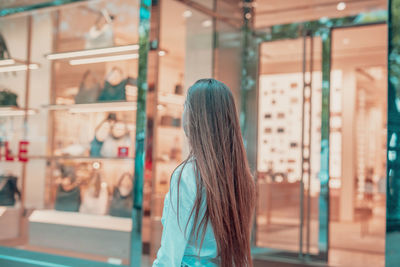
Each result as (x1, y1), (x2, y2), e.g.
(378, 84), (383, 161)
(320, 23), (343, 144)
(255, 30), (324, 260)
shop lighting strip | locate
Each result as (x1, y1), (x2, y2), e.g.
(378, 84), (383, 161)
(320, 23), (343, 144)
(45, 45), (139, 60)
(69, 53), (139, 65)
(0, 63), (39, 73)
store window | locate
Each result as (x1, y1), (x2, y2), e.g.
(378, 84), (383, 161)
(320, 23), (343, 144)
(0, 1), (141, 265)
(329, 24), (387, 267)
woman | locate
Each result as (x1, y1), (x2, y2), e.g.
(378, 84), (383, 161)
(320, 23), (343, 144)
(153, 79), (256, 267)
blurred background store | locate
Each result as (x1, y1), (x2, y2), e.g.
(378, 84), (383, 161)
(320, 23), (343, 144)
(0, 0), (398, 267)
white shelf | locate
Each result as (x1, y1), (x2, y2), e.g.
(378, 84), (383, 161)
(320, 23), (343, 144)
(43, 101), (137, 113)
(0, 106), (38, 117)
(29, 210), (132, 231)
(158, 93), (185, 105)
(28, 155), (135, 161)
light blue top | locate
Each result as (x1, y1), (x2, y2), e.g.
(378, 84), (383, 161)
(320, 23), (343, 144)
(152, 161), (218, 267)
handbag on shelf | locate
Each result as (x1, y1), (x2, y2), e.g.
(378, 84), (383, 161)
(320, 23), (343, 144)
(0, 175), (20, 206)
(109, 172), (133, 218)
(0, 89), (18, 107)
(79, 173), (109, 215)
(0, 32), (11, 60)
(85, 9), (114, 50)
(100, 121), (132, 158)
(75, 70), (101, 104)
(54, 184), (81, 212)
(98, 79), (127, 102)
(90, 136), (103, 157)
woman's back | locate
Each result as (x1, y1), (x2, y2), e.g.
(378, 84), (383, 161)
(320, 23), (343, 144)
(153, 160), (218, 266)
(153, 78), (255, 267)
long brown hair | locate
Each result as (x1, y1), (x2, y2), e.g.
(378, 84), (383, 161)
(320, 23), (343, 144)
(176, 78), (256, 267)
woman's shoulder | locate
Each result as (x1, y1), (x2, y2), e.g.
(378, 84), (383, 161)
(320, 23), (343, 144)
(171, 160), (197, 194)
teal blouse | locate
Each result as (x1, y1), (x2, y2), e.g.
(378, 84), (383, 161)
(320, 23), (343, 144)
(152, 161), (219, 267)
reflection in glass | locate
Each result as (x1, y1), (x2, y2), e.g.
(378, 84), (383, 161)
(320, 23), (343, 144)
(147, 0), (213, 262)
(256, 36), (322, 254)
(329, 24), (387, 267)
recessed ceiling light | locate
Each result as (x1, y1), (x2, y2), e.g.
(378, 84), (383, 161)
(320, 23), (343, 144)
(158, 50), (166, 56)
(202, 20), (212, 28)
(182, 10), (192, 18)
(343, 38), (350, 45)
(337, 2), (346, 11)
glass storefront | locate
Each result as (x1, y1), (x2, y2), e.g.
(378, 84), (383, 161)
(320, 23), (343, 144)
(0, 1), (142, 265)
(0, 1), (398, 267)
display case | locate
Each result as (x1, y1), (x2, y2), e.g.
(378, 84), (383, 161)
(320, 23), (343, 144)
(0, 1), (142, 265)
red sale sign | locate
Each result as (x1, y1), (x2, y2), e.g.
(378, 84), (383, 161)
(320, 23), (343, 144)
(1, 141), (29, 162)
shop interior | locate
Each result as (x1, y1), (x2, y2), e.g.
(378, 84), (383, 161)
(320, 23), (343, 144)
(255, 4), (387, 266)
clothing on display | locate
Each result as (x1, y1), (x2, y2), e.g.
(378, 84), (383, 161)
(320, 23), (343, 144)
(109, 172), (133, 218)
(0, 175), (21, 206)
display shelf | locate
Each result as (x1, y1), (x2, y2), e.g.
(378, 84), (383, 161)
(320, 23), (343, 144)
(42, 101), (137, 113)
(28, 155), (135, 161)
(45, 44), (139, 61)
(0, 106), (38, 116)
(0, 58), (40, 73)
(158, 93), (185, 105)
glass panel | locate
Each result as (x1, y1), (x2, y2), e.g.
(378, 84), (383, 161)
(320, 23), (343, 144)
(0, 0), (141, 265)
(256, 36), (322, 254)
(329, 24), (387, 267)
(255, 0), (387, 28)
(148, 0), (214, 262)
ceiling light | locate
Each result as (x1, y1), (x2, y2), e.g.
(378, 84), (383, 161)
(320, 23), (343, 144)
(337, 2), (346, 11)
(92, 162), (100, 169)
(69, 54), (138, 65)
(158, 50), (166, 56)
(202, 20), (212, 28)
(182, 10), (192, 18)
(46, 44), (139, 60)
(0, 63), (39, 73)
(342, 38), (350, 45)
(0, 59), (15, 66)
